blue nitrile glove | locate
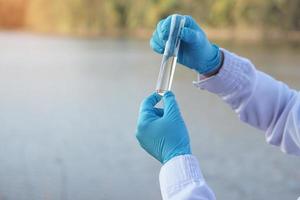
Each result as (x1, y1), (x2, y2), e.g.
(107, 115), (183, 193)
(150, 14), (222, 75)
(135, 91), (191, 164)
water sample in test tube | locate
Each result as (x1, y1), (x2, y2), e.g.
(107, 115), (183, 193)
(156, 15), (185, 96)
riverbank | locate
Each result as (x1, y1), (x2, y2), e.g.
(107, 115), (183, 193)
(2, 27), (300, 46)
(12, 26), (300, 44)
(0, 33), (299, 200)
(134, 27), (300, 43)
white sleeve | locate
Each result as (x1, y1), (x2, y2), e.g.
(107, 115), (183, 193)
(159, 155), (216, 200)
(194, 49), (300, 156)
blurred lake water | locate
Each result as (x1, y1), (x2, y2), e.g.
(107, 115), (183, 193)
(0, 32), (299, 200)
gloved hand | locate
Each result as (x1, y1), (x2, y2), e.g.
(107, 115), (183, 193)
(135, 91), (191, 164)
(150, 14), (222, 75)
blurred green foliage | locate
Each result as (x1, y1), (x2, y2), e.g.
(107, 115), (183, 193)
(0, 0), (299, 37)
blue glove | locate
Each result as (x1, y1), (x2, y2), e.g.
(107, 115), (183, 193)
(135, 91), (191, 164)
(150, 14), (222, 75)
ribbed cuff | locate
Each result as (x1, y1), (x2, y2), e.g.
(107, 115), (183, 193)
(159, 155), (204, 197)
(193, 48), (256, 98)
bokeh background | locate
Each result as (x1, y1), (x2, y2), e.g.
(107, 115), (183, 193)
(0, 0), (300, 200)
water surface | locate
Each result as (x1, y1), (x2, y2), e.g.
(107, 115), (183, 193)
(0, 32), (299, 200)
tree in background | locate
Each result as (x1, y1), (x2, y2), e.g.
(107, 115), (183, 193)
(0, 0), (28, 28)
(0, 0), (299, 37)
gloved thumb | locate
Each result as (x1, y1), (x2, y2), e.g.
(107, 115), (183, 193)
(158, 17), (171, 41)
(140, 92), (162, 113)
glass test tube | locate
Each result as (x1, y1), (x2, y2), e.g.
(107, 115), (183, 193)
(156, 15), (185, 96)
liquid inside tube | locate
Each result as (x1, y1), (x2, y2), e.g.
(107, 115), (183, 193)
(155, 15), (185, 96)
(156, 56), (177, 96)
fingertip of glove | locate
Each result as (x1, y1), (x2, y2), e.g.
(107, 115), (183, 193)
(150, 37), (164, 54)
(163, 91), (175, 98)
(149, 92), (163, 104)
(183, 15), (194, 27)
(155, 48), (164, 54)
(160, 17), (172, 39)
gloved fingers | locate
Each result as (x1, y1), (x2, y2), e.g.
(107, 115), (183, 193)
(150, 19), (169, 54)
(140, 92), (162, 114)
(181, 27), (201, 44)
(157, 18), (170, 41)
(152, 17), (170, 43)
(150, 36), (164, 54)
(163, 91), (180, 115)
(152, 14), (190, 54)
(183, 15), (197, 28)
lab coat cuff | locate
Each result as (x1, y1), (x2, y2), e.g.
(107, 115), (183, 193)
(159, 155), (205, 198)
(193, 48), (255, 97)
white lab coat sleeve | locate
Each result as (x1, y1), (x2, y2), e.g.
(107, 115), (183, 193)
(159, 155), (216, 200)
(193, 48), (300, 156)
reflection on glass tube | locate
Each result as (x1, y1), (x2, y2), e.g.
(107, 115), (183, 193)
(156, 15), (185, 96)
